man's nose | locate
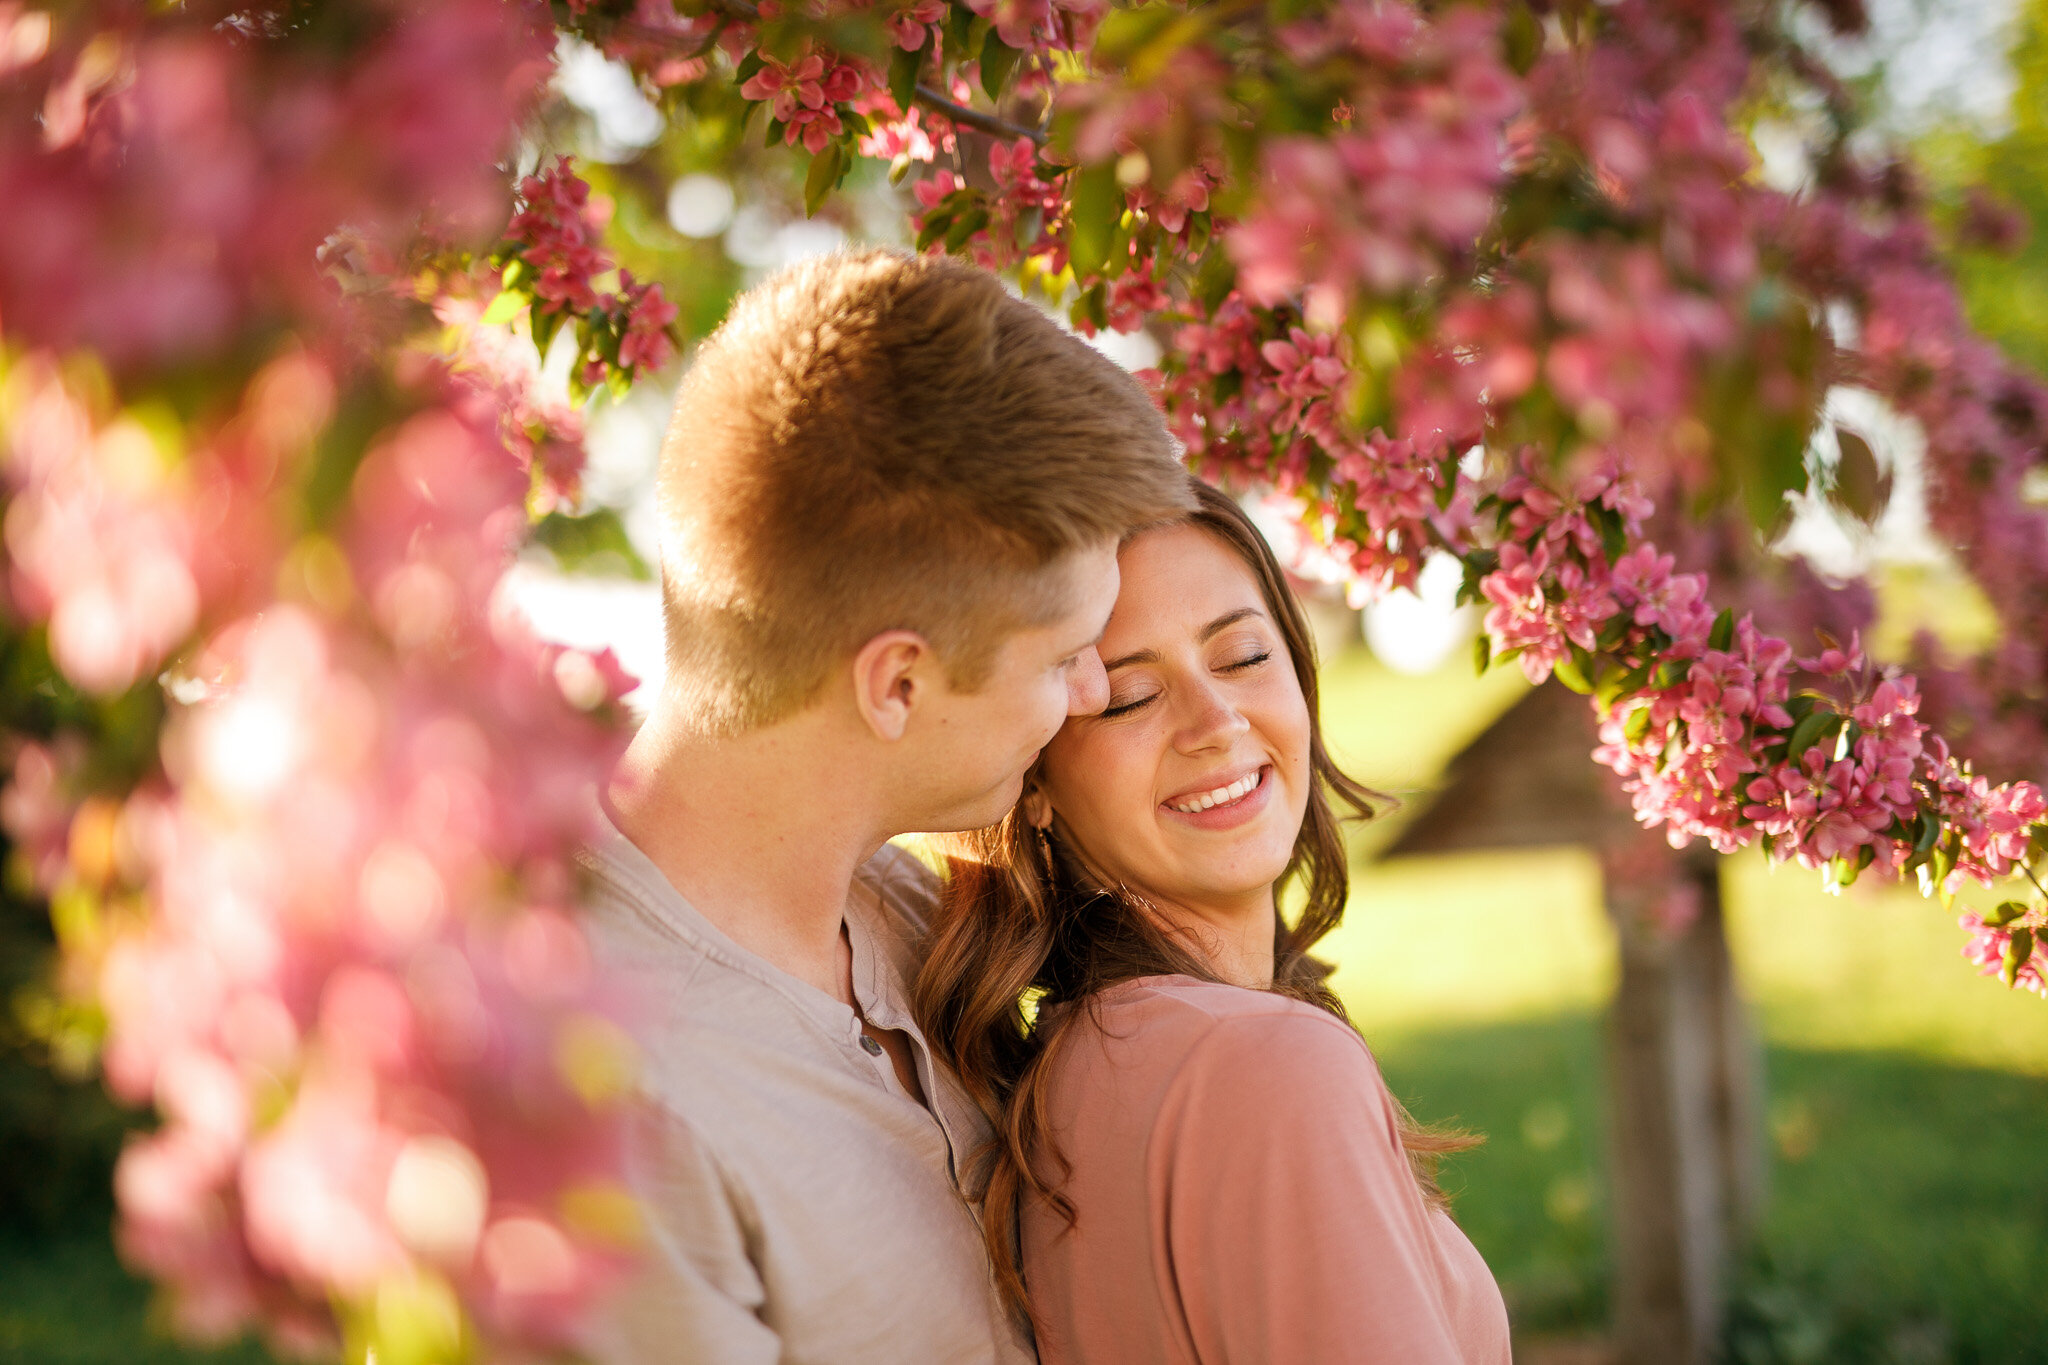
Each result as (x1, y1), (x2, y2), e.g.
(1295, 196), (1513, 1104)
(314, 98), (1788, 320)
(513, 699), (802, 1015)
(1067, 646), (1110, 717)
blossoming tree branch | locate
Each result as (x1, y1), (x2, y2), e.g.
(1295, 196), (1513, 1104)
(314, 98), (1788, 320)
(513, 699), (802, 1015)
(0, 0), (2044, 1357)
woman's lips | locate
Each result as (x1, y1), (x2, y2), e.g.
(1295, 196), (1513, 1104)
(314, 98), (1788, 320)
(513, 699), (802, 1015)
(1159, 764), (1273, 831)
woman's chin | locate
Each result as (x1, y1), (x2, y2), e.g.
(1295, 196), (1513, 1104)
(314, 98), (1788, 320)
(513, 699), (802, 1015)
(1151, 848), (1294, 909)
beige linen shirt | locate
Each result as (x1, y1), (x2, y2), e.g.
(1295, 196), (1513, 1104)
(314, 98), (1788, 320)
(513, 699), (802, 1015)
(577, 812), (1032, 1365)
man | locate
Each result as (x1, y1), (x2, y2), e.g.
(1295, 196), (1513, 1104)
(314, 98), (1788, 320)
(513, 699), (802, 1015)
(581, 248), (1194, 1363)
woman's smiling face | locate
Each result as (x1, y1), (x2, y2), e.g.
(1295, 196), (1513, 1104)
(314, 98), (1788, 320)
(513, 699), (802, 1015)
(1037, 522), (1312, 919)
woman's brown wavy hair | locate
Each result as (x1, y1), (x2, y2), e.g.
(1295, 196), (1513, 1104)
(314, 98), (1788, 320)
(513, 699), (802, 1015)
(913, 477), (1478, 1326)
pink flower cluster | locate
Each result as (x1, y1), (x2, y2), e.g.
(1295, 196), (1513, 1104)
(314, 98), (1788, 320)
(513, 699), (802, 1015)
(856, 100), (956, 166)
(436, 291), (589, 514)
(967, 0), (1111, 53)
(1155, 295), (1327, 484)
(739, 47), (872, 153)
(95, 601), (633, 1349)
(1959, 910), (2048, 998)
(505, 162), (612, 318)
(1229, 2), (1518, 319)
(889, 0), (949, 52)
(0, 0), (554, 369)
(578, 0), (723, 88)
(1462, 465), (2048, 908)
(500, 159), (680, 388)
(3, 379), (641, 1355)
(1, 360), (200, 695)
(908, 138), (1065, 278)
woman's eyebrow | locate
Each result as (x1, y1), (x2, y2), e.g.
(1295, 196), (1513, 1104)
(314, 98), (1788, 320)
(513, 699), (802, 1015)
(1198, 606), (1264, 642)
(1103, 607), (1267, 671)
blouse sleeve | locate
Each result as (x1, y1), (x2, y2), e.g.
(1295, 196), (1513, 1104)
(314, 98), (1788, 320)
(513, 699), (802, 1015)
(1149, 1009), (1468, 1365)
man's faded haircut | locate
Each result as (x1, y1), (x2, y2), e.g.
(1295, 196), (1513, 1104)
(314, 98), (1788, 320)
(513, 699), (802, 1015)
(657, 248), (1196, 736)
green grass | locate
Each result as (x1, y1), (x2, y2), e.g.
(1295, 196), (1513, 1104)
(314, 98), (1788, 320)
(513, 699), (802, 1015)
(1359, 1022), (2048, 1362)
(0, 1232), (274, 1365)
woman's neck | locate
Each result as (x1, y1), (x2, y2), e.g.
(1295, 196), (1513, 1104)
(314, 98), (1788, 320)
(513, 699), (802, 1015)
(1144, 887), (1278, 990)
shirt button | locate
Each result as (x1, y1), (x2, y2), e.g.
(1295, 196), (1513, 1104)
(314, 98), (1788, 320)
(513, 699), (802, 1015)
(859, 1033), (884, 1056)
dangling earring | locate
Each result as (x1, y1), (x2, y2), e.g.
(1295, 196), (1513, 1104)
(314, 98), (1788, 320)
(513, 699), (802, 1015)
(1034, 823), (1056, 883)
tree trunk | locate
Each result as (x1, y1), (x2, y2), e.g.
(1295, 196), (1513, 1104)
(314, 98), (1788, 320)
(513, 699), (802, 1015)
(1605, 854), (1764, 1365)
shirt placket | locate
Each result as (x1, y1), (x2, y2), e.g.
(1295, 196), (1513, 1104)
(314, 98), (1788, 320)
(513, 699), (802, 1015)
(845, 903), (978, 1183)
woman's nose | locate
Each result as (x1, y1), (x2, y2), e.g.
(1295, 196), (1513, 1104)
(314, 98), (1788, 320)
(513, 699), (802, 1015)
(1174, 680), (1250, 753)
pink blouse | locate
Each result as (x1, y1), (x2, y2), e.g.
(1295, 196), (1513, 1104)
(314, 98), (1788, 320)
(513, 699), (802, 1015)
(1020, 975), (1511, 1365)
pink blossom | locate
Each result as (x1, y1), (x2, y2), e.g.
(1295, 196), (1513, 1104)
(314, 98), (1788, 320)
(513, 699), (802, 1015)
(887, 0), (947, 51)
(615, 272), (679, 376)
(1611, 545), (1711, 640)
(1959, 910), (2047, 996)
(739, 49), (868, 152)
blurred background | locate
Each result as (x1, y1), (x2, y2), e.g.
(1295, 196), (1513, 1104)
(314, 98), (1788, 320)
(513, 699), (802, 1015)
(7, 0), (2048, 1361)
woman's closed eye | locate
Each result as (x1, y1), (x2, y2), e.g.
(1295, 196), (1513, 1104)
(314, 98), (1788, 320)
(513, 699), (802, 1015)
(1100, 690), (1158, 719)
(1099, 650), (1273, 718)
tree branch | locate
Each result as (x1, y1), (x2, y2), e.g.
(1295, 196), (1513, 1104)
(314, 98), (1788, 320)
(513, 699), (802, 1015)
(909, 83), (1045, 144)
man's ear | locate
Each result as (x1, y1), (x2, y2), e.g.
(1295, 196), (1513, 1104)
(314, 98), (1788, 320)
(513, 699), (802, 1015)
(850, 629), (934, 742)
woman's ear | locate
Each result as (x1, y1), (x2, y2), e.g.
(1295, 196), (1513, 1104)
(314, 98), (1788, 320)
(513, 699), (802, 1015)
(850, 629), (932, 741)
(1020, 785), (1052, 830)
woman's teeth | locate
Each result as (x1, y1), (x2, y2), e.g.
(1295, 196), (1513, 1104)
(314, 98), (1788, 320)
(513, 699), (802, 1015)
(1167, 769), (1261, 814)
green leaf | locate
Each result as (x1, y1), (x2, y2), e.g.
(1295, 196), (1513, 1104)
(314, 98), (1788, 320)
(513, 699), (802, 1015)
(916, 205), (956, 252)
(1598, 659), (1656, 710)
(1094, 2), (1184, 66)
(803, 141), (844, 218)
(963, 12), (991, 62)
(1708, 607), (1735, 653)
(766, 116), (787, 149)
(888, 41), (922, 115)
(1912, 811), (1941, 858)
(1597, 507), (1628, 566)
(1553, 651), (1593, 694)
(530, 507), (652, 579)
(980, 32), (1020, 101)
(479, 289), (526, 327)
(1930, 843), (1956, 905)
(1624, 704), (1655, 745)
(1192, 244), (1236, 312)
(1783, 707), (1842, 763)
(2002, 927), (2036, 987)
(1473, 632), (1492, 676)
(946, 4), (977, 64)
(1068, 280), (1107, 334)
(530, 306), (564, 357)
(1066, 161), (1121, 278)
(943, 205), (990, 253)
(1103, 205), (1133, 278)
(498, 256), (530, 292)
(1455, 549), (1498, 607)
(1828, 853), (1861, 890)
(734, 51), (765, 90)
(1502, 1), (1543, 74)
(1983, 899), (2031, 928)
(1185, 210), (1212, 257)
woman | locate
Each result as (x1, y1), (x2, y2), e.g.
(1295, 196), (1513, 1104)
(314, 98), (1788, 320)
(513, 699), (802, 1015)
(916, 480), (1509, 1364)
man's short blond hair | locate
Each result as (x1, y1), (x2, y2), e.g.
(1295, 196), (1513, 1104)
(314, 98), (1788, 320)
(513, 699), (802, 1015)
(657, 249), (1195, 735)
